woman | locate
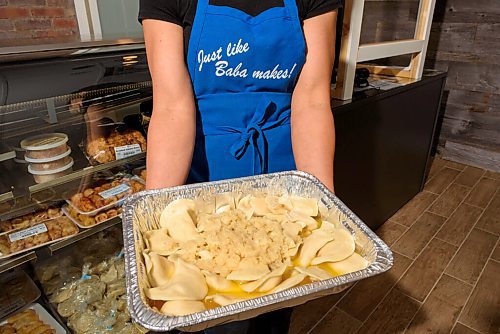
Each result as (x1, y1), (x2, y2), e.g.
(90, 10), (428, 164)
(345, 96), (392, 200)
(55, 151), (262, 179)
(140, 0), (339, 332)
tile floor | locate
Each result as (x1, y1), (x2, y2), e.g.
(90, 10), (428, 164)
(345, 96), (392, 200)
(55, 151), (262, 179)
(289, 157), (500, 334)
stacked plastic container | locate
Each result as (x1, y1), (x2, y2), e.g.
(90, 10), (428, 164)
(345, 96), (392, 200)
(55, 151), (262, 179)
(20, 133), (74, 184)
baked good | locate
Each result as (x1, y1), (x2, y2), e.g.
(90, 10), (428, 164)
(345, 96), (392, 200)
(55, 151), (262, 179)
(86, 129), (147, 164)
(68, 176), (145, 214)
(3, 308), (56, 334)
(0, 207), (63, 233)
(0, 217), (78, 256)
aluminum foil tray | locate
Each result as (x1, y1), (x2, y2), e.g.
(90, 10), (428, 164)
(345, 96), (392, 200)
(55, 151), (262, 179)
(122, 171), (393, 332)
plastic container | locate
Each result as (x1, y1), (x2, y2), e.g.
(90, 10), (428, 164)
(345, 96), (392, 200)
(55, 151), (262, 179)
(28, 158), (74, 184)
(21, 133), (69, 160)
(28, 152), (72, 173)
(25, 147), (72, 164)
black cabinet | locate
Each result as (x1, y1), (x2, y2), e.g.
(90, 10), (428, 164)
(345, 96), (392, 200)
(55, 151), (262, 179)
(333, 72), (446, 230)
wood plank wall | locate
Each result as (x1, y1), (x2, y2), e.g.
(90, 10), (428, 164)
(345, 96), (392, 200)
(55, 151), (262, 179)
(359, 0), (500, 172)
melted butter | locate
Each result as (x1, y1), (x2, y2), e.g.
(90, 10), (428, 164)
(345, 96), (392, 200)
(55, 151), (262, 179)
(204, 299), (220, 309)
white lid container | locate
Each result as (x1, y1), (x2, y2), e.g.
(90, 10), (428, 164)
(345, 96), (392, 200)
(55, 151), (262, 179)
(25, 147), (71, 163)
(20, 133), (68, 151)
(28, 158), (74, 184)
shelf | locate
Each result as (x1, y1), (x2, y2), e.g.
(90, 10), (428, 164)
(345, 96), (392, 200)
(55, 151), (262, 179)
(0, 154), (145, 220)
(0, 217), (122, 273)
(0, 251), (36, 274)
(0, 191), (13, 203)
(29, 152), (146, 193)
(0, 151), (15, 162)
(48, 217), (121, 255)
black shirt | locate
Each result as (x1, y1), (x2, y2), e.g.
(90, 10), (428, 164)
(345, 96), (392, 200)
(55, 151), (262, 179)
(139, 0), (342, 51)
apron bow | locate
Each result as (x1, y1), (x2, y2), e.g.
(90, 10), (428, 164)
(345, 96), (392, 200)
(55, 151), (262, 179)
(228, 97), (284, 174)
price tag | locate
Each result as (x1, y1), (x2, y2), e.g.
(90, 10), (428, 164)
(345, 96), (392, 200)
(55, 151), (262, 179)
(8, 224), (48, 243)
(99, 183), (130, 199)
(114, 144), (142, 160)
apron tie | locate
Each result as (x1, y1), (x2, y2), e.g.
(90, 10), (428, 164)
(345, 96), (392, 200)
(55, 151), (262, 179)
(227, 97), (286, 174)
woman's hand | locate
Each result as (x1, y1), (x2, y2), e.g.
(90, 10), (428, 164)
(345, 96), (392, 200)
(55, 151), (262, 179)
(291, 11), (337, 193)
(142, 19), (196, 190)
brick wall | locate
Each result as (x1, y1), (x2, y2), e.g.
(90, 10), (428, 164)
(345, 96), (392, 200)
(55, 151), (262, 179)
(0, 0), (79, 46)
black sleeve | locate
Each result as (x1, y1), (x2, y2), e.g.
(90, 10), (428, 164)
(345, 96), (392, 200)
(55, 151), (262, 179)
(299, 0), (342, 20)
(138, 0), (186, 26)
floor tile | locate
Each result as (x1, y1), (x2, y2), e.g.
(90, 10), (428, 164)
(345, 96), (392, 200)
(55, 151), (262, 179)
(465, 178), (499, 209)
(484, 170), (500, 180)
(391, 191), (438, 227)
(313, 307), (362, 334)
(397, 238), (457, 301)
(356, 289), (421, 334)
(446, 229), (498, 285)
(425, 168), (461, 194)
(337, 252), (412, 321)
(405, 274), (472, 334)
(435, 203), (483, 246)
(427, 157), (446, 181)
(455, 166), (485, 187)
(428, 183), (471, 218)
(476, 191), (500, 236)
(459, 260), (500, 333)
(392, 212), (446, 259)
(491, 242), (500, 262)
(445, 159), (468, 171)
(375, 220), (407, 246)
(289, 291), (347, 334)
(452, 323), (482, 334)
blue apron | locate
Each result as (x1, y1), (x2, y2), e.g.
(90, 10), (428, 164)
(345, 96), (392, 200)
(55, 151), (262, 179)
(187, 0), (306, 182)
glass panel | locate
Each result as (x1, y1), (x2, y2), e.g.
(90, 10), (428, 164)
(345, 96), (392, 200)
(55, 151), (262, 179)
(0, 52), (152, 217)
(360, 0), (420, 44)
(97, 0), (143, 40)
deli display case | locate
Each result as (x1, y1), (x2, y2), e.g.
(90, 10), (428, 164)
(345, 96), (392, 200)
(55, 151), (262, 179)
(0, 47), (153, 332)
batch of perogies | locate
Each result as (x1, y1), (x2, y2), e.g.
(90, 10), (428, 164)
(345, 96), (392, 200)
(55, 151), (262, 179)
(140, 192), (369, 316)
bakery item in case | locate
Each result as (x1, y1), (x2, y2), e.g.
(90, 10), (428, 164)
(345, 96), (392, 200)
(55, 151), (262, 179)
(86, 129), (147, 164)
(0, 207), (63, 233)
(0, 216), (79, 257)
(66, 176), (145, 216)
(63, 206), (123, 228)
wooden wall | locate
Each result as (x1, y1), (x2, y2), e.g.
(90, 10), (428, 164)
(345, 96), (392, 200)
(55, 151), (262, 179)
(359, 0), (500, 171)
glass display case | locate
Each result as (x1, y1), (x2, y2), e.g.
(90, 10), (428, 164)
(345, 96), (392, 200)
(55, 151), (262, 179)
(0, 47), (153, 332)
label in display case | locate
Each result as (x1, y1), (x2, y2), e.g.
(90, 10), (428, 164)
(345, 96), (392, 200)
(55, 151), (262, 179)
(0, 297), (25, 319)
(99, 183), (130, 199)
(114, 144), (142, 159)
(8, 224), (48, 243)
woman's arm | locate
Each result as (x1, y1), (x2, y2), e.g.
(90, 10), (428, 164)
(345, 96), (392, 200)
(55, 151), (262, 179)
(291, 11), (337, 192)
(142, 20), (196, 190)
